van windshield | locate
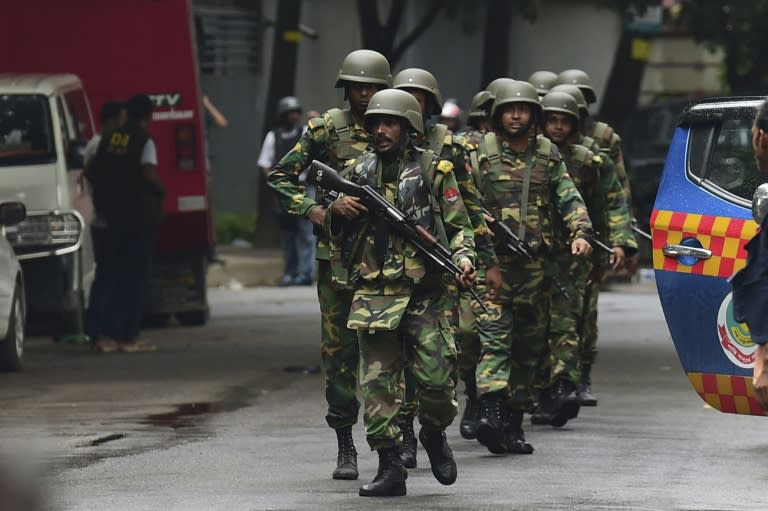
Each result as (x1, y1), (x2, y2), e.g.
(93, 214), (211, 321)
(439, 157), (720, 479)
(0, 94), (56, 166)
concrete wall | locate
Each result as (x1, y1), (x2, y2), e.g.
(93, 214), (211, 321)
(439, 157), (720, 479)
(210, 0), (623, 216)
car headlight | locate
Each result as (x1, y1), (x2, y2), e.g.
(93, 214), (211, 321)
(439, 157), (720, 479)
(5, 211), (83, 252)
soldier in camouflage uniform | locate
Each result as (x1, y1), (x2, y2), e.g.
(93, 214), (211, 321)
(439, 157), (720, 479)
(462, 90), (493, 138)
(527, 70), (558, 100)
(550, 82), (638, 406)
(392, 68), (499, 457)
(534, 91), (612, 427)
(556, 69), (634, 212)
(324, 89), (476, 497)
(267, 49), (392, 481)
(472, 80), (594, 455)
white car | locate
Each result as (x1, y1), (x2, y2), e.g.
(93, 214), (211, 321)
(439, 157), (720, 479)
(0, 202), (26, 371)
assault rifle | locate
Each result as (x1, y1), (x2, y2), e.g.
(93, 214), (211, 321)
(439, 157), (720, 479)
(480, 206), (571, 300)
(307, 160), (489, 314)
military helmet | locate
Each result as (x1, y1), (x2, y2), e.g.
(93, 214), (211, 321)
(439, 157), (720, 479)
(527, 70), (558, 96)
(556, 69), (597, 104)
(490, 80), (540, 120)
(485, 77), (516, 99)
(550, 84), (589, 117)
(277, 96), (302, 115)
(393, 68), (443, 113)
(469, 90), (493, 118)
(541, 91), (580, 121)
(364, 89), (424, 135)
(335, 49), (392, 88)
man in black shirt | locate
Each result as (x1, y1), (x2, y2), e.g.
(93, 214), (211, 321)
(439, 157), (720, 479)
(86, 94), (165, 352)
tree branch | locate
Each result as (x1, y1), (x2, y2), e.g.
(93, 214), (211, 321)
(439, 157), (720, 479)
(391, 0), (443, 65)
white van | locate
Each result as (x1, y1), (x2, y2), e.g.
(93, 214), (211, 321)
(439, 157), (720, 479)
(0, 74), (94, 337)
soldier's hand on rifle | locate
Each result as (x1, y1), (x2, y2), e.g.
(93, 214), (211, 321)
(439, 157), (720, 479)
(485, 265), (502, 301)
(610, 246), (626, 271)
(572, 237), (593, 257)
(456, 260), (476, 289)
(330, 196), (368, 220)
(307, 205), (327, 226)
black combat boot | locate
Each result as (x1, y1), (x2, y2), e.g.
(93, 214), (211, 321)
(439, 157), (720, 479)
(530, 387), (554, 425)
(398, 417), (417, 469)
(459, 371), (480, 439)
(549, 379), (581, 428)
(475, 391), (506, 454)
(332, 426), (358, 480)
(418, 425), (457, 485)
(359, 447), (406, 497)
(578, 364), (598, 406)
(504, 409), (534, 454)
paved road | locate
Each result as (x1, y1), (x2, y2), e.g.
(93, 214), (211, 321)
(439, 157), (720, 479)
(0, 282), (766, 510)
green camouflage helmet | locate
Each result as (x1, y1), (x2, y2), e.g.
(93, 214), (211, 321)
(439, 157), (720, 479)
(469, 90), (493, 118)
(485, 77), (516, 99)
(527, 70), (558, 96)
(541, 91), (580, 121)
(364, 89), (424, 135)
(550, 84), (589, 118)
(335, 49), (393, 88)
(556, 69), (597, 104)
(490, 80), (540, 120)
(393, 68), (443, 114)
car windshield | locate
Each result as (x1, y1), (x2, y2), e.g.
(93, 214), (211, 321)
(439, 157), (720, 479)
(0, 94), (56, 166)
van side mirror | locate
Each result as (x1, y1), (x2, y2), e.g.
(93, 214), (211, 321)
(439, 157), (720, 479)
(0, 202), (26, 227)
(67, 139), (88, 170)
(752, 183), (768, 224)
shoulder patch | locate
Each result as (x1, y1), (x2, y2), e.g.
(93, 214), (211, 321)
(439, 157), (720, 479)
(437, 160), (454, 174)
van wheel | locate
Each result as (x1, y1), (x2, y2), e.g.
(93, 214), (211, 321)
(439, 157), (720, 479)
(0, 284), (25, 372)
(175, 309), (209, 327)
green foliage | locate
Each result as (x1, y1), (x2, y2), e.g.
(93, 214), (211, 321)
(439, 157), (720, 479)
(672, 1), (768, 93)
(214, 211), (257, 244)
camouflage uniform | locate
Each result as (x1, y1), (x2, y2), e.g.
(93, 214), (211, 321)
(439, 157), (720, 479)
(268, 109), (369, 430)
(588, 122), (633, 201)
(578, 134), (637, 379)
(546, 143), (607, 386)
(326, 146), (476, 450)
(397, 126), (497, 421)
(474, 133), (593, 407)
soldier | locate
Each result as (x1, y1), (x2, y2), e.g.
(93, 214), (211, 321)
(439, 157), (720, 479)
(527, 70), (558, 100)
(324, 89), (476, 496)
(535, 91), (611, 427)
(462, 90), (493, 138)
(556, 69), (633, 207)
(267, 49), (392, 481)
(472, 80), (594, 454)
(550, 82), (638, 406)
(391, 68), (499, 462)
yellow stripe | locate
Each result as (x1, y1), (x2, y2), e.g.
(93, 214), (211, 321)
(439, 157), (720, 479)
(716, 374), (732, 396)
(734, 395), (751, 414)
(688, 373), (704, 393)
(683, 213), (702, 232)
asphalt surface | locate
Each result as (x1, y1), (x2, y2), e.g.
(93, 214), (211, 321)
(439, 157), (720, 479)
(1, 281), (767, 510)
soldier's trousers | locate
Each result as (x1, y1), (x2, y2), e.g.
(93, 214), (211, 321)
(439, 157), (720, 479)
(476, 257), (551, 410)
(359, 286), (458, 451)
(398, 282), (463, 422)
(547, 253), (591, 386)
(458, 271), (487, 375)
(580, 276), (601, 371)
(317, 260), (360, 430)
